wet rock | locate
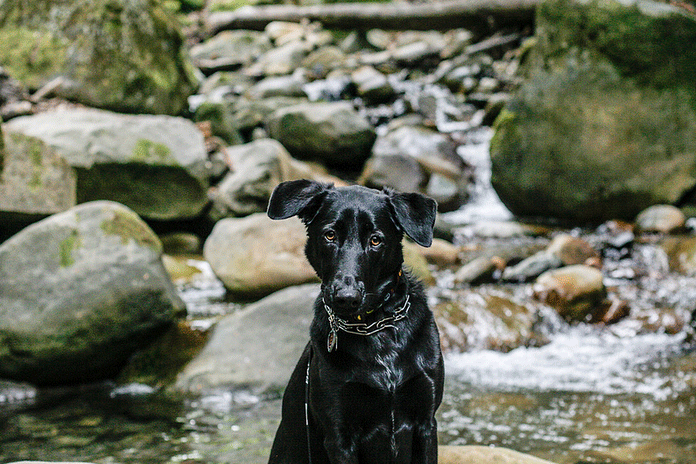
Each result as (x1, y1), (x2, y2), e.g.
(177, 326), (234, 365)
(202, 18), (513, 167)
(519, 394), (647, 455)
(245, 71), (308, 100)
(189, 30), (272, 75)
(635, 204), (686, 234)
(0, 201), (184, 385)
(1, 108), (210, 221)
(208, 138), (339, 220)
(547, 234), (601, 266)
(435, 287), (547, 352)
(454, 256), (506, 285)
(439, 445), (558, 464)
(412, 238), (460, 267)
(533, 265), (606, 323)
(267, 101), (376, 170)
(0, 0), (197, 115)
(203, 213), (318, 298)
(502, 252), (562, 283)
(490, 0), (696, 223)
(360, 124), (469, 211)
(502, 234), (600, 282)
(660, 236), (696, 275)
(351, 66), (395, 104)
(172, 284), (319, 395)
(302, 46), (347, 79)
(246, 40), (310, 77)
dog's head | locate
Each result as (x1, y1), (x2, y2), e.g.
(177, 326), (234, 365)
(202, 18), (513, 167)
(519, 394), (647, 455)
(268, 180), (437, 318)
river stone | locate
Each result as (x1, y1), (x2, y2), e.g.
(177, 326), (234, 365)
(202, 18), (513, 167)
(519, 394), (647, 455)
(267, 101), (377, 170)
(0, 201), (184, 385)
(360, 124), (469, 211)
(490, 0), (696, 223)
(203, 213), (319, 298)
(635, 204), (686, 234)
(439, 445), (558, 464)
(208, 138), (339, 220)
(533, 265), (607, 323)
(1, 108), (209, 221)
(434, 287), (547, 352)
(172, 284), (319, 396)
(0, 0), (197, 115)
(189, 30), (272, 75)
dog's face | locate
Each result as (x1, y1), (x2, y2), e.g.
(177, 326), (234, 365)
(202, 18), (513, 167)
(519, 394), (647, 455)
(268, 180), (437, 318)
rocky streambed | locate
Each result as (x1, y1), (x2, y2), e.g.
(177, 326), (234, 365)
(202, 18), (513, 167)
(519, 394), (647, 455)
(1, 131), (695, 464)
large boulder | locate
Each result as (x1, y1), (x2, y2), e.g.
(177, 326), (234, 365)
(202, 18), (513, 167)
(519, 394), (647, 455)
(203, 213), (319, 298)
(0, 0), (198, 115)
(1, 108), (210, 221)
(172, 284), (319, 396)
(0, 201), (185, 385)
(266, 101), (377, 170)
(490, 0), (696, 223)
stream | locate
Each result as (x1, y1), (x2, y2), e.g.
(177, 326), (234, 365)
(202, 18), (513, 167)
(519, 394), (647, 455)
(1, 130), (695, 464)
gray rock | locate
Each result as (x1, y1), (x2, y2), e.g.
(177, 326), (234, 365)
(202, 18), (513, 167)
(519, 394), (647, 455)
(490, 0), (696, 223)
(208, 138), (338, 220)
(0, 0), (197, 115)
(246, 41), (310, 77)
(245, 72), (308, 100)
(351, 66), (395, 104)
(203, 213), (318, 298)
(189, 30), (272, 74)
(267, 101), (376, 170)
(0, 201), (184, 385)
(361, 124), (469, 211)
(1, 108), (210, 221)
(172, 284), (319, 395)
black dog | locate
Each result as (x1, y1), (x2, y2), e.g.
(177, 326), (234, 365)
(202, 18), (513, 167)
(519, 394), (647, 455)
(267, 180), (444, 464)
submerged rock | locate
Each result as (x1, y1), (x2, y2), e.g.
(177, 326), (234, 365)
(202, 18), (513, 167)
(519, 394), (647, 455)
(0, 201), (184, 385)
(635, 204), (686, 234)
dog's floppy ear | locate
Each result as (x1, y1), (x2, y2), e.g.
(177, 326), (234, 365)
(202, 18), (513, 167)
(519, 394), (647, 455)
(387, 190), (438, 248)
(267, 179), (332, 223)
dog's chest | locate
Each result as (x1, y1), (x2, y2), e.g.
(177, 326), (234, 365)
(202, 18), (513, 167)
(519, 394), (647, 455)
(366, 347), (406, 393)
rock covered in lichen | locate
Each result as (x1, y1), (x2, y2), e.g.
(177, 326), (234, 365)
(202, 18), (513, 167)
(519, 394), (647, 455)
(2, 108), (211, 221)
(0, 0), (198, 115)
(0, 201), (184, 385)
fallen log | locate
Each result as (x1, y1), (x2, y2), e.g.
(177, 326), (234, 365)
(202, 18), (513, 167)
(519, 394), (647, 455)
(206, 0), (539, 36)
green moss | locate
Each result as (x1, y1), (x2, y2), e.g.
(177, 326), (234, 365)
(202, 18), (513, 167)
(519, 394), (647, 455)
(100, 208), (162, 252)
(0, 27), (69, 90)
(59, 229), (81, 267)
(132, 139), (176, 165)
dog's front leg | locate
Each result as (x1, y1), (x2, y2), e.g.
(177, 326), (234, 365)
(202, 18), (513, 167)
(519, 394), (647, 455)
(412, 419), (439, 464)
(323, 432), (359, 464)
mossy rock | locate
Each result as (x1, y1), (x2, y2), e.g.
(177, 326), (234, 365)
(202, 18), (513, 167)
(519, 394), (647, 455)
(0, 0), (198, 115)
(490, 0), (696, 223)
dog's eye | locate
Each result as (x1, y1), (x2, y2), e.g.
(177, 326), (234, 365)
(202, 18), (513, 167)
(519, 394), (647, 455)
(370, 235), (382, 247)
(324, 230), (336, 242)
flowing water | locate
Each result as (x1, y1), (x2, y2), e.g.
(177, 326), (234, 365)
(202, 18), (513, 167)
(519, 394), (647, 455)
(1, 130), (695, 463)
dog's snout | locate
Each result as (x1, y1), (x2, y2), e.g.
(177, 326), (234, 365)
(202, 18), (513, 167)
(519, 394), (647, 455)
(331, 275), (364, 312)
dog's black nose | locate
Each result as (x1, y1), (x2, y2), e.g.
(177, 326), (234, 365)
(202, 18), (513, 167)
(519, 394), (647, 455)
(333, 288), (362, 311)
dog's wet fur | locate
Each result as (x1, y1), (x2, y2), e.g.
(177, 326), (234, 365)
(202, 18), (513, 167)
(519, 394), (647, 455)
(266, 180), (444, 464)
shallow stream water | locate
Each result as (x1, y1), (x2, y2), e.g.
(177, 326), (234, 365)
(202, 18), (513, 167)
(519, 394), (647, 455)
(1, 130), (695, 464)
